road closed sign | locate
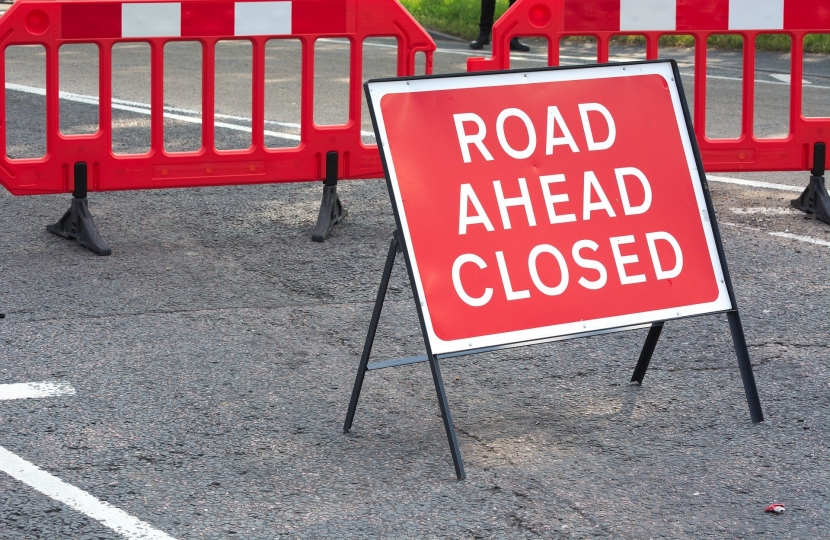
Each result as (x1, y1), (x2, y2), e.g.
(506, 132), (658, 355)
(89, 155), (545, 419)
(366, 61), (733, 355)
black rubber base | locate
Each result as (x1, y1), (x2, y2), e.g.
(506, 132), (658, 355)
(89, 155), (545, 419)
(792, 174), (830, 225)
(47, 197), (112, 256)
(312, 185), (348, 242)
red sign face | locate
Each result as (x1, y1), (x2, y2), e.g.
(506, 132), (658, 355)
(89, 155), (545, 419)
(368, 63), (731, 354)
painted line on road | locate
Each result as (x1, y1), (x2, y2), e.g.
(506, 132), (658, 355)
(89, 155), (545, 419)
(5, 83), (376, 141)
(0, 381), (76, 400)
(707, 175), (804, 192)
(769, 231), (830, 247)
(5, 82), (303, 142)
(721, 222), (829, 248)
(0, 446), (177, 540)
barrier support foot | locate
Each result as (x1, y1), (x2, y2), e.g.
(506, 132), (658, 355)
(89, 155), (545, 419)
(312, 151), (348, 242)
(46, 162), (112, 256)
(792, 142), (830, 225)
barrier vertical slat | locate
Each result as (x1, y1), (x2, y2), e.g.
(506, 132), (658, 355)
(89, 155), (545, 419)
(694, 33), (707, 134)
(251, 37), (265, 149)
(46, 44), (59, 154)
(349, 36), (360, 131)
(395, 37), (406, 77)
(0, 47), (6, 158)
(202, 38), (216, 152)
(548, 38), (559, 67)
(742, 32), (756, 139)
(789, 32), (804, 138)
(597, 35), (609, 63)
(99, 42), (113, 150)
(300, 36), (315, 172)
(151, 41), (165, 153)
(646, 35), (658, 60)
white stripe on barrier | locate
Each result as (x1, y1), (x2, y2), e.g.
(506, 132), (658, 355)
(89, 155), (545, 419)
(728, 0), (784, 30)
(620, 0), (676, 31)
(122, 3), (182, 38)
(0, 381), (76, 401)
(0, 446), (177, 540)
(235, 1), (292, 36)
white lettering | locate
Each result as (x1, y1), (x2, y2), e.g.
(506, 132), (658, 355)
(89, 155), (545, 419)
(528, 244), (569, 296)
(452, 254), (493, 306)
(458, 183), (495, 234)
(453, 113), (494, 163)
(578, 103), (616, 151)
(496, 108), (536, 159)
(582, 171), (617, 220)
(494, 178), (536, 229)
(609, 235), (646, 284)
(539, 174), (577, 224)
(496, 251), (530, 300)
(615, 167), (652, 215)
(572, 239), (607, 290)
(646, 231), (684, 279)
(545, 106), (580, 154)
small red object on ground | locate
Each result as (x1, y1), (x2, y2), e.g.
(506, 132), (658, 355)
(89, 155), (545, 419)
(765, 504), (785, 513)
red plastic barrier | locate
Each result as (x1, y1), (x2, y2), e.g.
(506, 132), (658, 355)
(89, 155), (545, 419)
(0, 0), (434, 195)
(468, 0), (830, 173)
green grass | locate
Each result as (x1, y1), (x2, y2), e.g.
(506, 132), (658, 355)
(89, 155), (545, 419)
(399, 0), (830, 53)
(400, 0), (512, 41)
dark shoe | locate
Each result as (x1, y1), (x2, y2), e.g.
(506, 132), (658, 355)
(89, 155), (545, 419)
(470, 30), (491, 50)
(510, 37), (530, 52)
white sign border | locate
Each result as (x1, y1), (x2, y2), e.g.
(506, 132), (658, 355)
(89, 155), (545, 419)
(367, 62), (733, 355)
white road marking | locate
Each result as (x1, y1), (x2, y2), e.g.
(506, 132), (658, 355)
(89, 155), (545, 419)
(707, 175), (804, 192)
(721, 221), (762, 231)
(769, 231), (830, 247)
(4, 82), (376, 141)
(769, 73), (811, 85)
(0, 381), (76, 400)
(729, 206), (797, 215)
(0, 446), (177, 540)
(721, 222), (830, 248)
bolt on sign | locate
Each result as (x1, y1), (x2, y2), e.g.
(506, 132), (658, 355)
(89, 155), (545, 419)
(344, 61), (763, 480)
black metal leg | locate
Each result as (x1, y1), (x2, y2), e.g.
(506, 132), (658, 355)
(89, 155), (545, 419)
(312, 151), (348, 242)
(631, 322), (664, 384)
(427, 355), (466, 480)
(343, 235), (399, 433)
(727, 311), (764, 423)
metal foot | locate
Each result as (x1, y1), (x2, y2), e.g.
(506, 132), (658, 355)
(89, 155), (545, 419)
(46, 162), (111, 256)
(727, 310), (764, 423)
(631, 321), (664, 384)
(312, 151), (348, 242)
(792, 142), (830, 225)
(344, 234), (400, 433)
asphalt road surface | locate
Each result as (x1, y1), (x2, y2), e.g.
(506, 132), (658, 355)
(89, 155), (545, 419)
(1, 26), (829, 540)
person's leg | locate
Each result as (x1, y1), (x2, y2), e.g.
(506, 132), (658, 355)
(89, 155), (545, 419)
(507, 0), (530, 52)
(470, 0), (495, 49)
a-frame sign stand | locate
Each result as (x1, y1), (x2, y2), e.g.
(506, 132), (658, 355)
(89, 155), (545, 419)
(345, 61), (764, 480)
(343, 228), (763, 480)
